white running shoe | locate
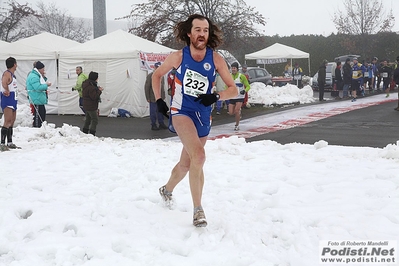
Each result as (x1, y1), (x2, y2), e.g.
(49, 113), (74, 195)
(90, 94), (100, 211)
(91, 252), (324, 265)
(159, 185), (175, 209)
(234, 125), (239, 131)
(193, 209), (207, 227)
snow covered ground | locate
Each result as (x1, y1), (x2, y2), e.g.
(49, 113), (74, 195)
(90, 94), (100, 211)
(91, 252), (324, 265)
(1, 84), (398, 265)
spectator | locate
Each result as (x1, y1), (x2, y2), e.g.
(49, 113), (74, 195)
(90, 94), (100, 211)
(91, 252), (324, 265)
(1, 57), (19, 151)
(229, 61), (250, 131)
(82, 71), (103, 135)
(292, 62), (303, 88)
(376, 60), (383, 91)
(145, 62), (167, 130)
(363, 61), (373, 93)
(284, 62), (292, 77)
(371, 57), (379, 92)
(393, 56), (399, 111)
(334, 61), (343, 98)
(26, 61), (52, 128)
(167, 68), (176, 97)
(380, 59), (392, 97)
(342, 58), (352, 99)
(317, 60), (328, 101)
(73, 66), (88, 114)
(350, 57), (364, 102)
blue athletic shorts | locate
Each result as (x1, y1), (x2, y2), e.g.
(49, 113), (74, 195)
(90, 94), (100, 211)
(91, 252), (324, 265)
(1, 92), (17, 111)
(169, 109), (212, 138)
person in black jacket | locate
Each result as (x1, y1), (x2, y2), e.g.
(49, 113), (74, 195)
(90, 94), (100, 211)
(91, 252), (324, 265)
(342, 58), (352, 99)
(317, 60), (328, 101)
(82, 71), (103, 136)
(380, 60), (392, 97)
(334, 61), (343, 97)
(393, 56), (399, 110)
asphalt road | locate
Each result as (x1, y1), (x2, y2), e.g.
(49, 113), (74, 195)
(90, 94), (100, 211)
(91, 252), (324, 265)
(46, 95), (399, 149)
(247, 100), (399, 148)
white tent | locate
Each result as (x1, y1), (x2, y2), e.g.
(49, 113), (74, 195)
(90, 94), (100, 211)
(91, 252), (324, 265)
(0, 32), (80, 114)
(245, 43), (311, 74)
(58, 30), (174, 117)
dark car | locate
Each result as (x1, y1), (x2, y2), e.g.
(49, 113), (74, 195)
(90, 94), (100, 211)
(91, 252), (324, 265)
(246, 67), (273, 85)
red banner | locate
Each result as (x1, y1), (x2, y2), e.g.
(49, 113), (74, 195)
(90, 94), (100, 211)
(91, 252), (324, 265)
(139, 51), (172, 72)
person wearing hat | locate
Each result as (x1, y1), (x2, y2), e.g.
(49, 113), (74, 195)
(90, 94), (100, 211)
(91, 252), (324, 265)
(82, 71), (103, 135)
(144, 62), (167, 130)
(26, 60), (52, 128)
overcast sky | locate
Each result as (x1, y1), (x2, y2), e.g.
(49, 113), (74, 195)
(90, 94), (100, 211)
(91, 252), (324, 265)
(18, 0), (399, 36)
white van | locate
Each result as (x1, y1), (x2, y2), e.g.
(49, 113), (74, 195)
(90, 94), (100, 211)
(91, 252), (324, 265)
(311, 62), (337, 90)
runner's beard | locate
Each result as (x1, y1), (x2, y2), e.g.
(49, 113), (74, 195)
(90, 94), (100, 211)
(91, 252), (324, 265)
(191, 38), (207, 50)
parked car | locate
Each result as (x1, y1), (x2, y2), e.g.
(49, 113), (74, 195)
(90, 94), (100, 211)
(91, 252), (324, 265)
(334, 54), (360, 64)
(246, 67), (273, 86)
(311, 62), (337, 90)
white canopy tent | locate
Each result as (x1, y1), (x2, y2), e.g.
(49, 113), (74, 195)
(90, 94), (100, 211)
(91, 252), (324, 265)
(245, 43), (311, 74)
(58, 30), (174, 117)
(0, 32), (80, 114)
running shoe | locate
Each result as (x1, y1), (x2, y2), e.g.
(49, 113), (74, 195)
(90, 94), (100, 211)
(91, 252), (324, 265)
(193, 209), (207, 227)
(0, 144), (10, 152)
(234, 125), (239, 131)
(159, 185), (175, 209)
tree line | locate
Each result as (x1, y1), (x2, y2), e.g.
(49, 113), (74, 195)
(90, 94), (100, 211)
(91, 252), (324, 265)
(235, 32), (399, 77)
(1, 0), (397, 77)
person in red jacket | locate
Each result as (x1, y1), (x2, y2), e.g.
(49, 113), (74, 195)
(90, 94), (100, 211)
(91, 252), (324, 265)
(167, 68), (176, 96)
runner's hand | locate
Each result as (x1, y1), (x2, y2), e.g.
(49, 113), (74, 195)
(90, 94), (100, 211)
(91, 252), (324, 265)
(156, 99), (169, 118)
(195, 93), (219, 107)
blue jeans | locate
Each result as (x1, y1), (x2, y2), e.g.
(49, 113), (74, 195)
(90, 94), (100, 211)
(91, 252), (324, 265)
(343, 84), (350, 98)
(216, 100), (223, 112)
(150, 102), (165, 126)
(79, 97), (85, 114)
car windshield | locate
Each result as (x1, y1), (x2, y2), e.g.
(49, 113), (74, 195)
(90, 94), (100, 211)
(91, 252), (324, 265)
(255, 69), (266, 77)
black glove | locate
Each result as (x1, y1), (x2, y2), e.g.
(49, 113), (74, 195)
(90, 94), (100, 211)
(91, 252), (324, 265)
(156, 98), (169, 118)
(194, 93), (219, 107)
(240, 90), (246, 95)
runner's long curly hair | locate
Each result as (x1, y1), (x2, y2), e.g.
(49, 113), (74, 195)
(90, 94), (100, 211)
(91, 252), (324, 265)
(174, 14), (223, 50)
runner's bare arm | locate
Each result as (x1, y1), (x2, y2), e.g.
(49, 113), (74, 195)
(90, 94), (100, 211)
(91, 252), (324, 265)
(213, 52), (238, 100)
(152, 51), (182, 100)
(1, 71), (11, 96)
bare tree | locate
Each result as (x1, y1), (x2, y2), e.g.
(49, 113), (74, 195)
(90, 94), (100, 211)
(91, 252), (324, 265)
(27, 1), (92, 43)
(333, 0), (395, 35)
(0, 1), (39, 42)
(121, 0), (266, 51)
